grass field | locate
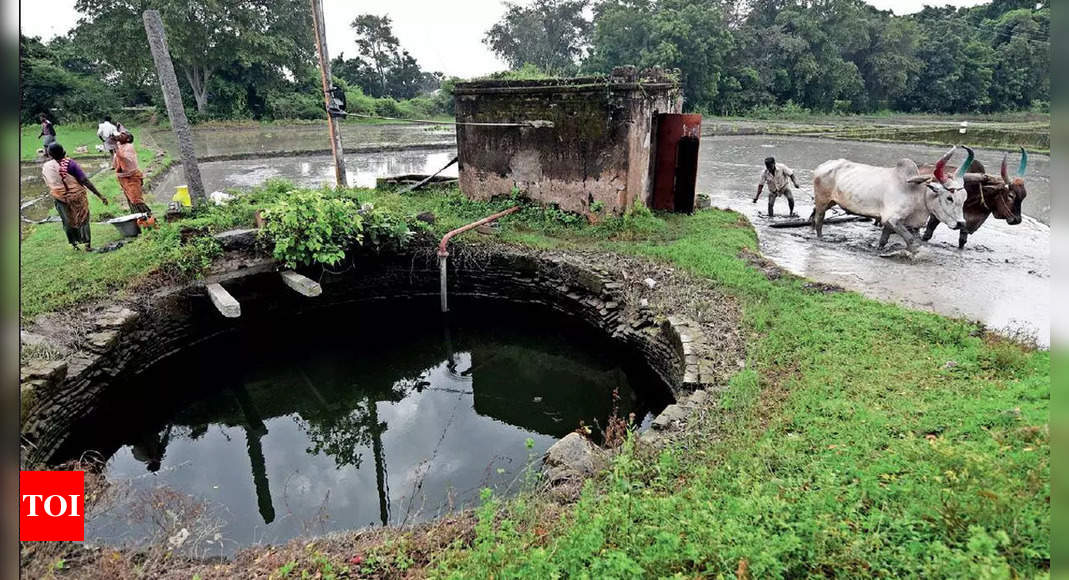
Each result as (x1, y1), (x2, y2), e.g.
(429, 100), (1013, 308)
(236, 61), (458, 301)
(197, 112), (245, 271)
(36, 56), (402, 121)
(20, 132), (175, 319)
(19, 182), (1048, 577)
(20, 123), (119, 161)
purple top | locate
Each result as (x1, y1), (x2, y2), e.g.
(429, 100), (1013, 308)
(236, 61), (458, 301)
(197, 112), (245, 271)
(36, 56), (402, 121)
(65, 159), (87, 182)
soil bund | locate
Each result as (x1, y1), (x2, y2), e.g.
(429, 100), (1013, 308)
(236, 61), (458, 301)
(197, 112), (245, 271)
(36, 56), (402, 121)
(20, 238), (744, 468)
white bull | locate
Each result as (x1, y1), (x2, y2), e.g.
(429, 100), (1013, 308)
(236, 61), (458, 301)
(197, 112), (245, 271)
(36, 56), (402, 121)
(811, 147), (971, 253)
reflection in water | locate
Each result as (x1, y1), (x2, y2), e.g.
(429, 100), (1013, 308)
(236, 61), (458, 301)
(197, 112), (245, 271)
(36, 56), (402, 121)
(149, 149), (458, 197)
(149, 124), (455, 158)
(67, 299), (667, 552)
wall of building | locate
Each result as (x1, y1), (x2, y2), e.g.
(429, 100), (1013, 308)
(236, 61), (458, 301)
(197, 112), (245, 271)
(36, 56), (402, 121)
(454, 68), (682, 215)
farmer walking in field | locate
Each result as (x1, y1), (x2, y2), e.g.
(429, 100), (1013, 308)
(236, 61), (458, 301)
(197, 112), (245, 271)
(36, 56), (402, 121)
(753, 156), (800, 217)
(97, 115), (119, 157)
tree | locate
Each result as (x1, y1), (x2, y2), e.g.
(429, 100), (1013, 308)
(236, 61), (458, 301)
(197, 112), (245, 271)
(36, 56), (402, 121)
(339, 14), (437, 101)
(484, 0), (592, 75)
(351, 14), (400, 97)
(73, 0), (314, 115)
(585, 0), (734, 111)
(19, 34), (110, 123)
(986, 8), (1050, 110)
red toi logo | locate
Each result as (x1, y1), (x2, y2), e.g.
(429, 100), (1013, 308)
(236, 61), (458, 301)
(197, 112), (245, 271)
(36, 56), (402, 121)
(20, 471), (85, 541)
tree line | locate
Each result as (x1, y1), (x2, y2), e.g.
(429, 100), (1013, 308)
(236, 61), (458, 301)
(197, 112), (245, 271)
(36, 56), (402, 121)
(486, 0), (1049, 115)
(19, 0), (1049, 125)
(19, 1), (451, 124)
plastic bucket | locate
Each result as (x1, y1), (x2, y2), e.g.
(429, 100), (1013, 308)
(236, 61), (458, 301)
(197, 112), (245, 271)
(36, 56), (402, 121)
(173, 185), (192, 207)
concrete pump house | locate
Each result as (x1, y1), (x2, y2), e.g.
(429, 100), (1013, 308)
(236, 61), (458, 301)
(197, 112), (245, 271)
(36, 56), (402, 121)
(453, 67), (695, 215)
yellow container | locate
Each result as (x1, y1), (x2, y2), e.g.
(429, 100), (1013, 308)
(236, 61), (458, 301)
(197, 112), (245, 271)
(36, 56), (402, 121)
(173, 185), (192, 207)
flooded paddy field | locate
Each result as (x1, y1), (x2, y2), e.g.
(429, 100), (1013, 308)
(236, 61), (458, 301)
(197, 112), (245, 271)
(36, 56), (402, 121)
(150, 122), (455, 158)
(150, 148), (458, 194)
(697, 134), (1050, 346)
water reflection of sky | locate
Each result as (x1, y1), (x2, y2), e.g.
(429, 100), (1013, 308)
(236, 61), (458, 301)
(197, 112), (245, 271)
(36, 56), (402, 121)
(150, 149), (458, 196)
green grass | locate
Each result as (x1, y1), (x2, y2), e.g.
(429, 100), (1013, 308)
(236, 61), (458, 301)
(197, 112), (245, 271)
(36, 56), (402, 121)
(20, 135), (183, 319)
(20, 123), (117, 161)
(327, 187), (1047, 578)
(20, 182), (1049, 576)
(419, 207), (1049, 578)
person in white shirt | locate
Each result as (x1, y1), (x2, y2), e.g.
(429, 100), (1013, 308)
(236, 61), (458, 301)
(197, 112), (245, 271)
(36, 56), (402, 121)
(753, 156), (800, 217)
(97, 115), (118, 156)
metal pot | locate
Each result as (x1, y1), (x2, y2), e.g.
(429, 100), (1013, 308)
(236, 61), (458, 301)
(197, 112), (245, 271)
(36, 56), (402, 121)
(106, 213), (148, 238)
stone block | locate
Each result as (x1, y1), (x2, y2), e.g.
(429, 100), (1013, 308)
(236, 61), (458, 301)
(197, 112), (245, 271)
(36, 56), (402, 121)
(20, 331), (50, 347)
(576, 269), (604, 294)
(688, 390), (710, 406)
(20, 360), (67, 384)
(213, 228), (260, 252)
(280, 270), (323, 297)
(207, 283), (241, 318)
(85, 330), (119, 353)
(542, 432), (608, 483)
(95, 306), (140, 330)
(21, 384), (37, 424)
(66, 354), (97, 377)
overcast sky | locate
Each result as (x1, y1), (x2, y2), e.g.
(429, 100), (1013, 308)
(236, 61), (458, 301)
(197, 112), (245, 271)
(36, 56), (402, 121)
(21, 0), (989, 78)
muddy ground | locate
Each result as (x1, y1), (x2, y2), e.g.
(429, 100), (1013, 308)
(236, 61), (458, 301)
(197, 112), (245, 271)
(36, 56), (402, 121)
(696, 134), (1050, 347)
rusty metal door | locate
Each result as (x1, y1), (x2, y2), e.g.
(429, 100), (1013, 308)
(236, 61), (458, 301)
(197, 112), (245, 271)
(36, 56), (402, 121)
(651, 113), (702, 213)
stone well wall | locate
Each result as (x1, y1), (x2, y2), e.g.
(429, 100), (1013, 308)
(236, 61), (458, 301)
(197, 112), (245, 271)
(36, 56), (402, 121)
(21, 243), (723, 466)
(454, 68), (683, 216)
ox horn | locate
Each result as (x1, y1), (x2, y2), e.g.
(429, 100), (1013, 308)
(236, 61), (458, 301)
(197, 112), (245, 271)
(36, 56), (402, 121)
(1001, 153), (1009, 184)
(934, 146), (956, 183)
(1018, 147), (1028, 177)
(956, 146), (974, 179)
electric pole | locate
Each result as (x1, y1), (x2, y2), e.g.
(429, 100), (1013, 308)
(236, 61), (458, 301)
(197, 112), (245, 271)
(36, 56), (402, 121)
(309, 0), (347, 188)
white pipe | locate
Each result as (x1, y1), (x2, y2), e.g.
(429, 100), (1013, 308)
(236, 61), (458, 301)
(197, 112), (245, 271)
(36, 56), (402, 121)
(439, 254), (449, 313)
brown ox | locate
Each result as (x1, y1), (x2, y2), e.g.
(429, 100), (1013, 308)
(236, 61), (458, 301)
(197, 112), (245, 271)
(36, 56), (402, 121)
(918, 147), (1029, 249)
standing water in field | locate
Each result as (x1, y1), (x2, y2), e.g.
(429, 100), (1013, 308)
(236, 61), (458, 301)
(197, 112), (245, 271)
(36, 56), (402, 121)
(63, 299), (668, 554)
(150, 148), (458, 195)
(696, 135), (1050, 346)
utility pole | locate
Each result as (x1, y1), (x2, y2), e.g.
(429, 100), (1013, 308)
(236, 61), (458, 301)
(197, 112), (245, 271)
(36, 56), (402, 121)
(309, 0), (347, 188)
(142, 10), (206, 204)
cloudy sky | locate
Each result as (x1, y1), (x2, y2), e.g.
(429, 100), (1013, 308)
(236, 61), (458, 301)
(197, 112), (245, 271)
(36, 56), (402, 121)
(21, 0), (989, 78)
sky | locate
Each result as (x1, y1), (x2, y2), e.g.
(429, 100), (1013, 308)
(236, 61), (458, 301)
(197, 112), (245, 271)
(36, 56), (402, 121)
(21, 0), (990, 78)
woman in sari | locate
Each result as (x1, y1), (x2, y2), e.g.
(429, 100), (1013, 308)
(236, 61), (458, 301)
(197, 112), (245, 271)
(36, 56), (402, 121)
(42, 143), (108, 251)
(113, 131), (151, 214)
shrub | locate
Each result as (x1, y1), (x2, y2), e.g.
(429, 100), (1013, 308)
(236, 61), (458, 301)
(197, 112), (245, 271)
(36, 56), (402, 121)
(361, 203), (422, 252)
(266, 91), (323, 120)
(157, 231), (223, 279)
(257, 189), (421, 267)
(259, 190), (363, 268)
(374, 98), (403, 118)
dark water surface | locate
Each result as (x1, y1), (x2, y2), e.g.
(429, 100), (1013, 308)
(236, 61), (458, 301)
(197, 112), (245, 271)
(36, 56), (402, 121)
(67, 299), (668, 553)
